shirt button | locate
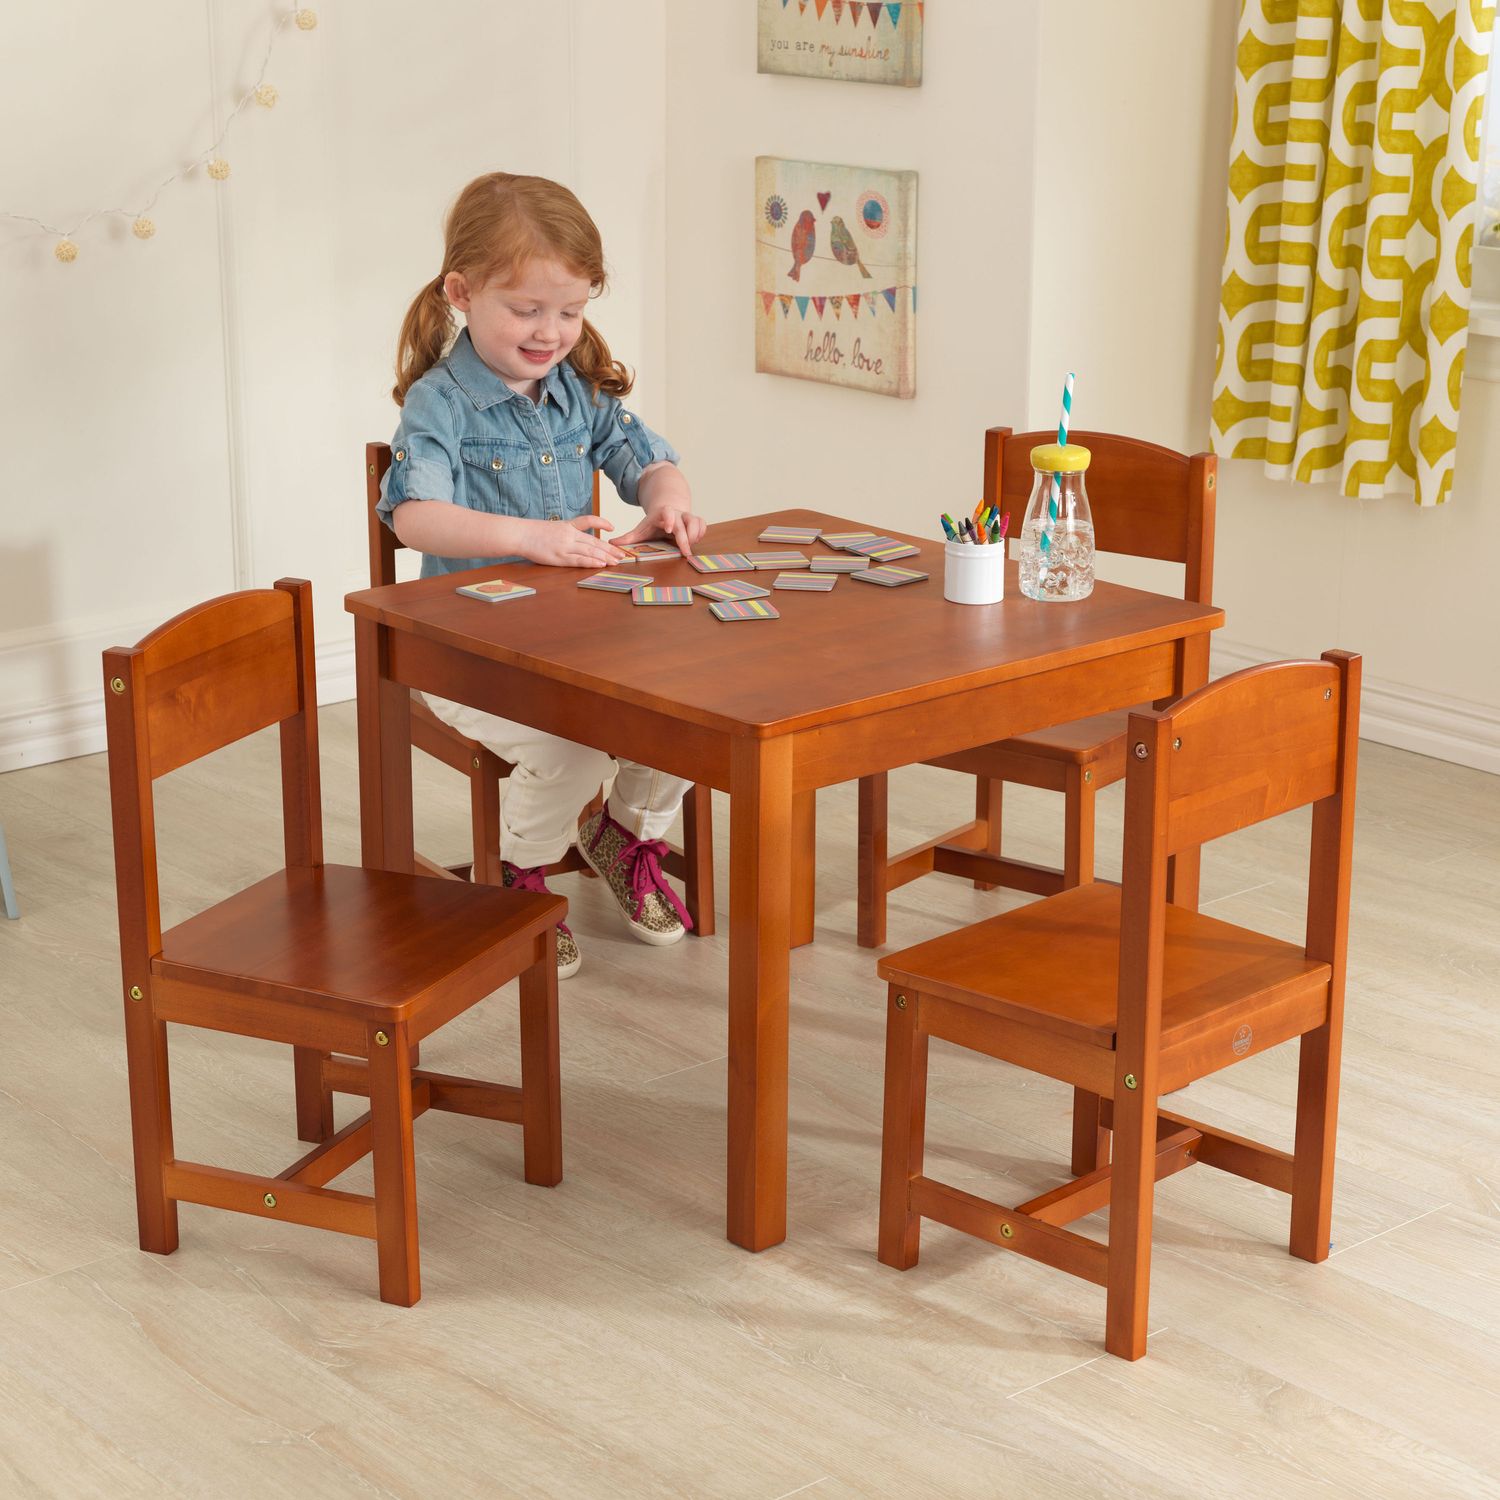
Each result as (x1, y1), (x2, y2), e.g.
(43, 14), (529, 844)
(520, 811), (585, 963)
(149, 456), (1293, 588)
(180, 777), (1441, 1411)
(394, 448), (406, 461)
(576, 443), (586, 455)
(620, 414), (633, 425)
(491, 457), (504, 470)
(540, 453), (554, 465)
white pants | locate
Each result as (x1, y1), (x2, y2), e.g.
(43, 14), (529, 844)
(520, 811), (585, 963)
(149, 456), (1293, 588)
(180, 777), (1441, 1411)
(424, 694), (693, 869)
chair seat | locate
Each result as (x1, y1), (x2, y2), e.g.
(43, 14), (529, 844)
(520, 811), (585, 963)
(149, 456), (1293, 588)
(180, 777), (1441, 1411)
(155, 865), (562, 1021)
(928, 706), (1147, 778)
(877, 883), (1329, 1052)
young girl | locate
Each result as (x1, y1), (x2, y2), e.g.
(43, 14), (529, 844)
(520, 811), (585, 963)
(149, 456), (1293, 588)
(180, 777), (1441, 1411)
(379, 172), (708, 978)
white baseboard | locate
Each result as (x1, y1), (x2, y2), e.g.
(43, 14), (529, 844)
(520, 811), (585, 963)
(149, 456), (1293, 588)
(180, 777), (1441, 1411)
(3, 633), (1495, 779)
(0, 640), (357, 774)
(1212, 638), (1500, 777)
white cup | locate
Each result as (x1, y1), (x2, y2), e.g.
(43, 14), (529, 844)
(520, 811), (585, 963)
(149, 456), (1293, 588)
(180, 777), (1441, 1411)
(943, 540), (1005, 605)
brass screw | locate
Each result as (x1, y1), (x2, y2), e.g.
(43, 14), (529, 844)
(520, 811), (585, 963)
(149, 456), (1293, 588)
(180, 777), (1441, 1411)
(1324, 688), (1332, 700)
(894, 994), (907, 1011)
(1133, 743), (1148, 760)
(128, 985), (143, 1001)
(374, 1030), (390, 1047)
(1172, 737), (1182, 750)
(1000, 1223), (1015, 1239)
(368, 463), (376, 476)
(471, 756), (480, 769)
(1083, 770), (1092, 783)
(1207, 474), (1216, 490)
(1124, 1073), (1138, 1090)
(109, 677), (125, 694)
(263, 1193), (277, 1208)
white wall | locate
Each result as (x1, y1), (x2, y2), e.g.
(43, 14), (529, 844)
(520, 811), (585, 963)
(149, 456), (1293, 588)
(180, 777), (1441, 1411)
(661, 3), (1041, 536)
(1030, 1), (1500, 773)
(0, 0), (666, 771)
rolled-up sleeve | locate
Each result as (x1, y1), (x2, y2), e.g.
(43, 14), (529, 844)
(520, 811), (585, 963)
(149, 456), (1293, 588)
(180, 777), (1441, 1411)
(590, 395), (680, 507)
(377, 381), (460, 528)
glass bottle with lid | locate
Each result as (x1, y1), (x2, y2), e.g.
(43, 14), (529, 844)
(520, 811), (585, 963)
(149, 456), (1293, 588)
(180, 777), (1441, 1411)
(1018, 443), (1095, 602)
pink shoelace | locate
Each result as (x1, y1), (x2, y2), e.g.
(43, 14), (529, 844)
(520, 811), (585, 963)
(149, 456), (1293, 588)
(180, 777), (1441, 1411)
(589, 815), (693, 931)
(504, 863), (572, 937)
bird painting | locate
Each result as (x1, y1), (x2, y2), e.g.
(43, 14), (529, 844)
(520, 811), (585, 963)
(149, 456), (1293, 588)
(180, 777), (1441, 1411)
(788, 210), (816, 282)
(829, 216), (871, 278)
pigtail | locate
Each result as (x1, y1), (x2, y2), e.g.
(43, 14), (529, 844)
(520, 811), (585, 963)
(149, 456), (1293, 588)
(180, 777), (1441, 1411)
(568, 316), (634, 400)
(392, 278), (454, 407)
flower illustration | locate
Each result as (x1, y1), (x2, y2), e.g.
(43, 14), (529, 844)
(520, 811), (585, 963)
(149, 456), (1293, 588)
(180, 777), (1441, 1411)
(764, 194), (788, 230)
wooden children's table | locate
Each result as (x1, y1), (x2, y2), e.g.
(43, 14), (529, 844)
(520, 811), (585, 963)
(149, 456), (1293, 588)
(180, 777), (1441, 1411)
(345, 509), (1224, 1252)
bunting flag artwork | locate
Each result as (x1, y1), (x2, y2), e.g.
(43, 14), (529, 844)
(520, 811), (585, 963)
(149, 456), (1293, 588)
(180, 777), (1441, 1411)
(755, 156), (917, 399)
(760, 0), (924, 86)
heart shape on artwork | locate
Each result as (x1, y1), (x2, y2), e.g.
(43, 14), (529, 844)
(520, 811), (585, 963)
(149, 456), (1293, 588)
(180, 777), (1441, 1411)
(817, 191), (831, 212)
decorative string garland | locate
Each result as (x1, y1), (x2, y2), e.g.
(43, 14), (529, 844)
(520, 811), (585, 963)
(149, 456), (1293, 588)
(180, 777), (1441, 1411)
(3, 6), (319, 264)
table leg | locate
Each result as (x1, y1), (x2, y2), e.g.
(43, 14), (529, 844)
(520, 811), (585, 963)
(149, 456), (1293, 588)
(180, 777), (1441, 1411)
(727, 736), (793, 1251)
(355, 618), (414, 874)
(1166, 632), (1210, 910)
(791, 789), (816, 950)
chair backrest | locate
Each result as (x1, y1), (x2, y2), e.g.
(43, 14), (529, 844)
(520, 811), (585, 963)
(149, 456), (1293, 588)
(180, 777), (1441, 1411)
(981, 426), (1216, 603)
(1117, 650), (1361, 1042)
(104, 579), (322, 968)
(365, 441), (603, 588)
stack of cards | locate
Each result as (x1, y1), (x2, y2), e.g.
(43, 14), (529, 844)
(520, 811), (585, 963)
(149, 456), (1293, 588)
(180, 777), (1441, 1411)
(820, 531), (879, 551)
(746, 551), (810, 570)
(691, 578), (772, 602)
(687, 552), (755, 573)
(809, 557), (869, 574)
(455, 578), (536, 603)
(619, 541), (679, 562)
(631, 585), (694, 606)
(845, 537), (922, 563)
(709, 598), (780, 622)
(773, 572), (836, 591)
(577, 571), (654, 593)
(758, 525), (821, 544)
(852, 564), (930, 587)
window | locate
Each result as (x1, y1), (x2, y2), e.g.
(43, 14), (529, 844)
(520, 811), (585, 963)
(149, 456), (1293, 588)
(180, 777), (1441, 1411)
(1482, 37), (1500, 246)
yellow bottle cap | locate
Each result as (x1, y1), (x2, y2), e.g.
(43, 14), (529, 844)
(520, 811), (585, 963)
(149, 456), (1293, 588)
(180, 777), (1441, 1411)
(1030, 443), (1090, 473)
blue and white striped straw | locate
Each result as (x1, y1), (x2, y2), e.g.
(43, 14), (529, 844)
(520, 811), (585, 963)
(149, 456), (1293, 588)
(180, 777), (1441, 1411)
(1039, 371), (1075, 564)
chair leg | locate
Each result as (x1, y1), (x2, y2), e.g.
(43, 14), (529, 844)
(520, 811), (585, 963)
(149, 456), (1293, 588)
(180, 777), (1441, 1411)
(681, 783), (716, 938)
(471, 753), (503, 887)
(293, 1046), (334, 1143)
(1104, 1075), (1158, 1361)
(1289, 1020), (1342, 1263)
(518, 934), (563, 1188)
(878, 986), (929, 1270)
(122, 999), (179, 1255)
(1069, 1087), (1110, 1176)
(1062, 767), (1098, 888)
(369, 1021), (420, 1307)
(973, 777), (1004, 891)
(857, 773), (888, 950)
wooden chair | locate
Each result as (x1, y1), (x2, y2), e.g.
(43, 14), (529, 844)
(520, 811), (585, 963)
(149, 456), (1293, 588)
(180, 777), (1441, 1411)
(856, 427), (1216, 948)
(366, 442), (715, 934)
(104, 579), (566, 1305)
(876, 652), (1361, 1360)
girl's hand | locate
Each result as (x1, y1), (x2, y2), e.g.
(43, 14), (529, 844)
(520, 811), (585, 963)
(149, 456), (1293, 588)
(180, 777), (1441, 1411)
(616, 506), (708, 558)
(522, 516), (626, 569)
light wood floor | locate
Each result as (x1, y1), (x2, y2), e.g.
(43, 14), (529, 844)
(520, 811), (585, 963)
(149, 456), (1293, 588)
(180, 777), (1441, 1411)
(1, 704), (1497, 1498)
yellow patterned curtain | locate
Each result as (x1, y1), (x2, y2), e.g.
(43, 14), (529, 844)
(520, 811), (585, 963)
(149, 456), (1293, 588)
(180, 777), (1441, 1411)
(1214, 0), (1495, 506)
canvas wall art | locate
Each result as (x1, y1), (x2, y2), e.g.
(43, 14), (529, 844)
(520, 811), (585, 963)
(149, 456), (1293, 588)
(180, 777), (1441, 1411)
(757, 0), (924, 87)
(754, 156), (917, 399)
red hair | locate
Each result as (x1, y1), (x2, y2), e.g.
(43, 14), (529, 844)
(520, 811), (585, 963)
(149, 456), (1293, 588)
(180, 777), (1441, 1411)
(393, 172), (633, 406)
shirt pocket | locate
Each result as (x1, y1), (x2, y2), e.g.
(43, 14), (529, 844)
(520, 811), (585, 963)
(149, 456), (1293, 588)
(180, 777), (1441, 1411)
(554, 424), (597, 514)
(459, 438), (537, 519)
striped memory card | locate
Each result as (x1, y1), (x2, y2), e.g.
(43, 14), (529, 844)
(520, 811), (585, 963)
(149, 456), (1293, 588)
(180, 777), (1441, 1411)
(852, 565), (930, 587)
(809, 557), (869, 573)
(691, 578), (772, 601)
(846, 537), (921, 562)
(746, 551), (811, 570)
(577, 571), (655, 592)
(709, 598), (781, 622)
(820, 531), (879, 550)
(772, 572), (836, 591)
(758, 525), (821, 544)
(687, 552), (755, 573)
(631, 585), (694, 606)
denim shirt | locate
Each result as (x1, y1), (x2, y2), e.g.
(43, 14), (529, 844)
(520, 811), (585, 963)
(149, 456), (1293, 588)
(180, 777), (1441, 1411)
(378, 329), (680, 578)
